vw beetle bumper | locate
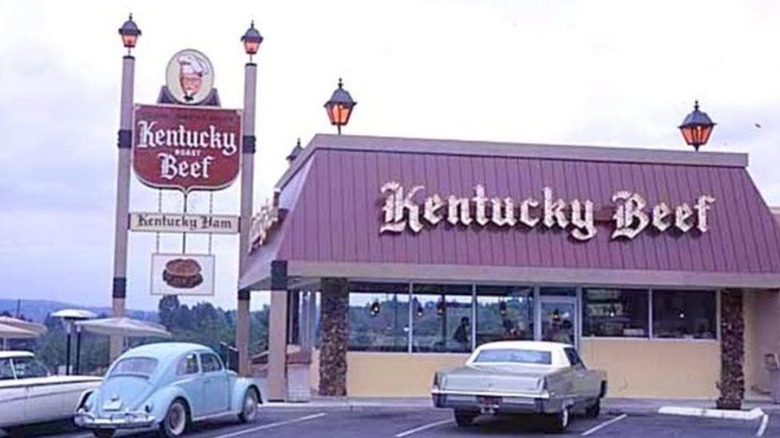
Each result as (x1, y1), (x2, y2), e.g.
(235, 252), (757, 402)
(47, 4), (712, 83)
(74, 408), (156, 429)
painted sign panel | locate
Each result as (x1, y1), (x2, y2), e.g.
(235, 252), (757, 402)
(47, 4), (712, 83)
(165, 49), (215, 105)
(130, 213), (239, 234)
(151, 254), (215, 296)
(133, 104), (242, 192)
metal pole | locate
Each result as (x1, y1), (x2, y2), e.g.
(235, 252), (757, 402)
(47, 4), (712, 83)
(75, 326), (82, 375)
(236, 60), (257, 377)
(65, 323), (72, 375)
(110, 54), (135, 361)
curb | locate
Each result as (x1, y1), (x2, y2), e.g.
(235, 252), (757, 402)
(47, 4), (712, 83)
(658, 406), (766, 421)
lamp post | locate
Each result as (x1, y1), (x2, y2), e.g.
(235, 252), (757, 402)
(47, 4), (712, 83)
(236, 21), (262, 378)
(110, 14), (140, 361)
(679, 100), (716, 151)
(324, 78), (357, 135)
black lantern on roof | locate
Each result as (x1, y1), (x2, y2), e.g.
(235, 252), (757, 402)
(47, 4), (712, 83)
(679, 101), (716, 151)
(324, 78), (357, 135)
(286, 138), (304, 164)
(118, 14), (141, 55)
(241, 21), (264, 61)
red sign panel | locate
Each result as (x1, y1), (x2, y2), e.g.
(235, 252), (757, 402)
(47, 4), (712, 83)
(132, 104), (242, 192)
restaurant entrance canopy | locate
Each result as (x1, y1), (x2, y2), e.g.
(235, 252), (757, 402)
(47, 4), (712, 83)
(241, 135), (780, 291)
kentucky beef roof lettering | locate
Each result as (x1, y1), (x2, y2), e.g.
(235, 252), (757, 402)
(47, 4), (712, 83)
(379, 182), (716, 241)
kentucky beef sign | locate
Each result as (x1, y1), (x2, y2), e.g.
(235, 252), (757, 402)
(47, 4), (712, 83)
(132, 104), (242, 192)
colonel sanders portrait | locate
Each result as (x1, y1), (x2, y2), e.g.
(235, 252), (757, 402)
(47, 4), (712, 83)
(178, 53), (210, 101)
(165, 49), (214, 104)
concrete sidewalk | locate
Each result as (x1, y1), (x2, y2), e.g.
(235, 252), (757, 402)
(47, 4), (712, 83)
(263, 396), (780, 415)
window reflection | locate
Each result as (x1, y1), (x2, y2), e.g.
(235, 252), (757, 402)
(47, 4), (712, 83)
(475, 286), (533, 346)
(412, 284), (472, 353)
(348, 282), (409, 352)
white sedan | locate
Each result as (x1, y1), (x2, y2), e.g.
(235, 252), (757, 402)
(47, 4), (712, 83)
(0, 351), (102, 433)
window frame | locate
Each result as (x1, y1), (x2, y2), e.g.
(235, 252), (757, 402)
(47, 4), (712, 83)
(176, 353), (201, 376)
(200, 352), (223, 373)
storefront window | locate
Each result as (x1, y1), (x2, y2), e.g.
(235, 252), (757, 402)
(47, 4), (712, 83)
(583, 289), (648, 338)
(475, 286), (533, 346)
(652, 290), (716, 339)
(412, 284), (473, 353)
(348, 282), (410, 351)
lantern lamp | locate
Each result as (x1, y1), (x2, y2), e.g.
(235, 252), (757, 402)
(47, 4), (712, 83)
(679, 101), (716, 151)
(118, 13), (141, 54)
(369, 299), (380, 317)
(241, 20), (264, 60)
(324, 78), (357, 135)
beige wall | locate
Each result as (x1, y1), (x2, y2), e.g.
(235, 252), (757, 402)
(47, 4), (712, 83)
(753, 289), (780, 393)
(346, 352), (470, 396)
(579, 338), (720, 398)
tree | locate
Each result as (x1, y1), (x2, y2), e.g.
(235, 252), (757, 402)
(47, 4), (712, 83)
(158, 295), (180, 329)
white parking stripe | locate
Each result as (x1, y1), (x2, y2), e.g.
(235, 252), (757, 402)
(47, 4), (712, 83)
(581, 414), (628, 436)
(395, 419), (452, 437)
(756, 414), (770, 437)
(212, 412), (327, 438)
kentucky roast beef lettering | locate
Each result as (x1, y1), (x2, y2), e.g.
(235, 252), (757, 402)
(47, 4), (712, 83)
(379, 182), (715, 241)
(137, 120), (238, 156)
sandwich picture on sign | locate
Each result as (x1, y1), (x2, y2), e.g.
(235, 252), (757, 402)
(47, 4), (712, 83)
(151, 254), (215, 296)
(163, 258), (202, 289)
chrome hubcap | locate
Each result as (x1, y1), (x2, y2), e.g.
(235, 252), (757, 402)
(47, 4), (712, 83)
(168, 403), (186, 435)
(244, 392), (257, 420)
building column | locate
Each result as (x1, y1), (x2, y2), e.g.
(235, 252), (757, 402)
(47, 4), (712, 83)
(319, 277), (349, 396)
(268, 260), (288, 401)
(717, 288), (745, 409)
(236, 60), (258, 376)
(110, 55), (135, 360)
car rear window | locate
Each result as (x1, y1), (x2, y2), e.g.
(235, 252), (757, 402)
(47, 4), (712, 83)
(109, 357), (158, 377)
(473, 348), (552, 365)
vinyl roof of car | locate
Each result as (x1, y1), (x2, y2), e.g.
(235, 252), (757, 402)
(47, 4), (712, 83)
(0, 351), (35, 359)
(476, 341), (573, 352)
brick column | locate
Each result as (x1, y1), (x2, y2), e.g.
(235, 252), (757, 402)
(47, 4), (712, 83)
(319, 278), (349, 396)
(717, 289), (745, 410)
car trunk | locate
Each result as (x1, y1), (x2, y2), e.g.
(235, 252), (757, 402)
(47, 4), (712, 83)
(442, 364), (559, 393)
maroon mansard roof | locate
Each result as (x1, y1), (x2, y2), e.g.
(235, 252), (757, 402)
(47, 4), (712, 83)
(240, 134), (780, 290)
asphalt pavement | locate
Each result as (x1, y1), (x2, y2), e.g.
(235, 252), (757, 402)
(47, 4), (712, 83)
(8, 405), (776, 438)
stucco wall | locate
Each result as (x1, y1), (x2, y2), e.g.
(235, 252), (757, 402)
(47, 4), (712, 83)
(346, 352), (470, 397)
(754, 289), (780, 393)
(579, 339), (720, 398)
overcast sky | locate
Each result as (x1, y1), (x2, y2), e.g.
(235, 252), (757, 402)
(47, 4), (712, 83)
(1, 0), (779, 312)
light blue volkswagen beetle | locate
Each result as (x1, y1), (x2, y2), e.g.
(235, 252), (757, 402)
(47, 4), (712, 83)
(74, 342), (264, 438)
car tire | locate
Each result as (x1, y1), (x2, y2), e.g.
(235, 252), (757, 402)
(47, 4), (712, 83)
(92, 430), (115, 438)
(547, 406), (569, 433)
(160, 399), (189, 438)
(238, 388), (259, 423)
(585, 398), (601, 418)
(454, 410), (477, 427)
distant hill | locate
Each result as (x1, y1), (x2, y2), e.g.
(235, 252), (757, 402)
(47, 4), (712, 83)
(0, 299), (158, 323)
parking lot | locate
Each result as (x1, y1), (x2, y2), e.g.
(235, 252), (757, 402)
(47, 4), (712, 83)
(6, 406), (775, 438)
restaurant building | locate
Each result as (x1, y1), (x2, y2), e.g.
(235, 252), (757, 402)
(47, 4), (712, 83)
(240, 134), (780, 400)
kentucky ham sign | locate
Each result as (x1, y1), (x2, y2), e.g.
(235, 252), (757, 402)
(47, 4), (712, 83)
(132, 104), (242, 192)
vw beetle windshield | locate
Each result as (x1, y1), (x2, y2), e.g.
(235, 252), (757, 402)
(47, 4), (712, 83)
(473, 349), (552, 365)
(109, 357), (158, 377)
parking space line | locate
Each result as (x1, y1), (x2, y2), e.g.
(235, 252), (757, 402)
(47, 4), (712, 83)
(395, 419), (452, 437)
(212, 412), (327, 438)
(756, 414), (770, 437)
(581, 414), (628, 436)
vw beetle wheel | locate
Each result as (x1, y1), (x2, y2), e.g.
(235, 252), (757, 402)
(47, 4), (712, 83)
(161, 399), (189, 438)
(92, 430), (115, 438)
(239, 388), (259, 423)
